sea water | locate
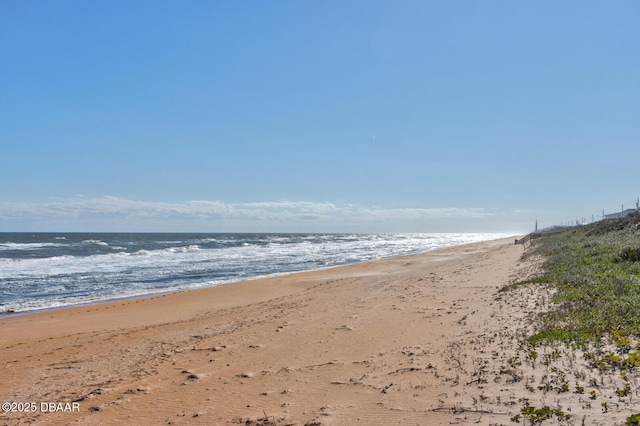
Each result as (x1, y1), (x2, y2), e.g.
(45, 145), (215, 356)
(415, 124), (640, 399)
(0, 233), (506, 314)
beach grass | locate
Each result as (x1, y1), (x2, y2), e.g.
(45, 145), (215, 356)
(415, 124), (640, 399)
(512, 213), (640, 350)
(498, 215), (640, 424)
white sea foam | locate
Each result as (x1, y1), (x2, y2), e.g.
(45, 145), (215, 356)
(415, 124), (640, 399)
(82, 239), (109, 246)
(0, 242), (66, 250)
(0, 233), (509, 314)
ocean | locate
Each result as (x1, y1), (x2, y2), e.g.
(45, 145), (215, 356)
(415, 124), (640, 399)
(0, 232), (506, 314)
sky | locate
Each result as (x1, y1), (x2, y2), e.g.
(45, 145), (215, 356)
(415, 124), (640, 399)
(1, 1), (638, 233)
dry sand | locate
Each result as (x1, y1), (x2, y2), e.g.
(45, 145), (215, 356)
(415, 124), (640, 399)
(1, 237), (637, 425)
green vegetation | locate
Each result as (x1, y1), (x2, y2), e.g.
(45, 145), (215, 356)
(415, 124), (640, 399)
(503, 216), (640, 422)
(517, 214), (640, 347)
(511, 398), (571, 424)
(627, 413), (640, 425)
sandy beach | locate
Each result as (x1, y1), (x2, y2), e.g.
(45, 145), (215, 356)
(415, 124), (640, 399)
(2, 237), (634, 425)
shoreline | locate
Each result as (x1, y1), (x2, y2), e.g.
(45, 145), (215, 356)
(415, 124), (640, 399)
(5, 236), (600, 425)
(0, 235), (515, 318)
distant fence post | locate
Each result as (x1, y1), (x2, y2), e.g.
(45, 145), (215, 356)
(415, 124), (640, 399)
(515, 233), (539, 246)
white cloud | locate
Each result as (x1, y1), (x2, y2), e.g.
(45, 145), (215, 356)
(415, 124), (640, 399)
(0, 196), (499, 232)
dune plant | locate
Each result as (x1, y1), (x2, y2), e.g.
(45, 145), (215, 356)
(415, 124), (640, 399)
(512, 214), (640, 348)
(627, 413), (640, 425)
(513, 398), (571, 424)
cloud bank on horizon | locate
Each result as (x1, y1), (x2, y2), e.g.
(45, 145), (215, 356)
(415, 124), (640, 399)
(0, 196), (514, 233)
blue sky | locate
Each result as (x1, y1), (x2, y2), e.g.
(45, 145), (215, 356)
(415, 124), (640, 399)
(1, 1), (638, 233)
